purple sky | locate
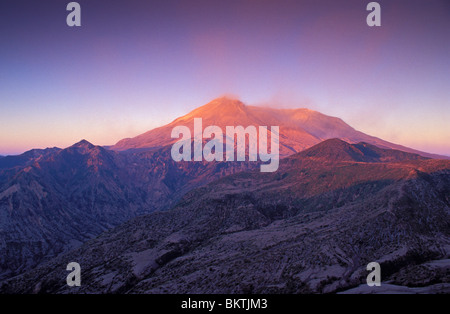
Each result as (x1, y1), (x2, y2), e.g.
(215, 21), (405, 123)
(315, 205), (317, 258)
(0, 0), (449, 155)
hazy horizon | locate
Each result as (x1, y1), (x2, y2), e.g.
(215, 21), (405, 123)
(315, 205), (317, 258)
(1, 0), (449, 155)
(1, 96), (449, 158)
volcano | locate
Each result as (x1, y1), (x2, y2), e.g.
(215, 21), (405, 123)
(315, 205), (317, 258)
(1, 96), (448, 291)
(111, 97), (446, 159)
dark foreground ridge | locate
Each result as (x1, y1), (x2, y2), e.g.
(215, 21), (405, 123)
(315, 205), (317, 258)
(1, 139), (449, 293)
(0, 140), (256, 281)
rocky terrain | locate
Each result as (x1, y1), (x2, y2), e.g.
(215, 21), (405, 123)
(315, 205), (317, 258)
(0, 140), (256, 280)
(2, 139), (448, 293)
(0, 148), (61, 170)
(1, 97), (448, 292)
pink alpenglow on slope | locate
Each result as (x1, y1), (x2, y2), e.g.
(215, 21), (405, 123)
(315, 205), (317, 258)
(171, 118), (280, 172)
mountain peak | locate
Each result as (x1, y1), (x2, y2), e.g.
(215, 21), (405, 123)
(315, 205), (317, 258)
(297, 138), (428, 163)
(298, 138), (360, 160)
(185, 97), (246, 118)
(0, 147), (62, 170)
(213, 95), (242, 102)
(71, 139), (95, 150)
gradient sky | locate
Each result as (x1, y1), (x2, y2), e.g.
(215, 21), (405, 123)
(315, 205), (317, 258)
(0, 0), (449, 156)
